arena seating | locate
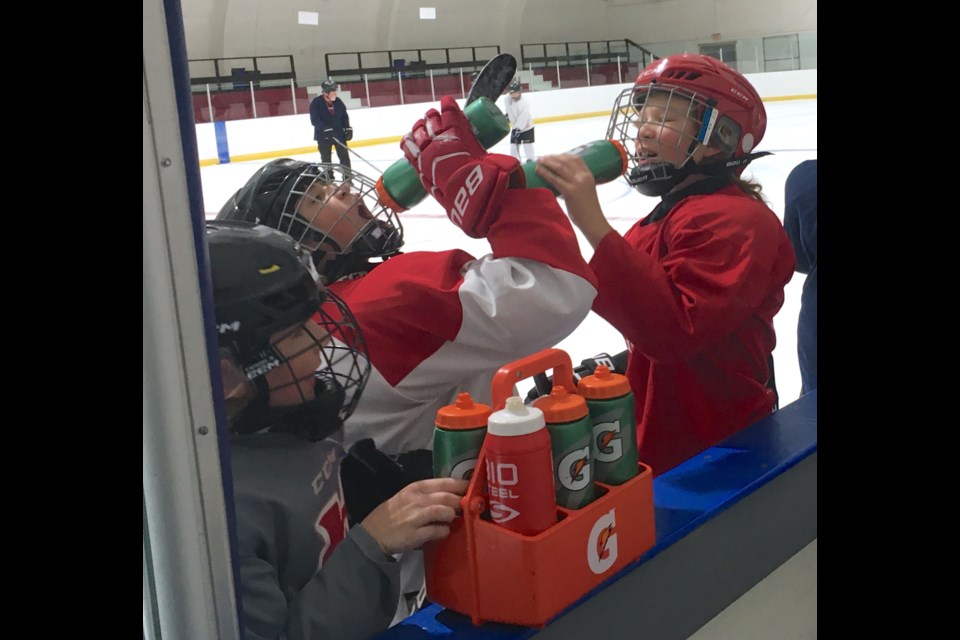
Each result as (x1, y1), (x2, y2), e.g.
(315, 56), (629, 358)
(192, 87), (309, 123)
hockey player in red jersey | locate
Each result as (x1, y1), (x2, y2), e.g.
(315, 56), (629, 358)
(217, 95), (598, 619)
(534, 54), (796, 476)
(218, 101), (596, 459)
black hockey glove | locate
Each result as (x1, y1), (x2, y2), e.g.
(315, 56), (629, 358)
(340, 438), (434, 526)
(320, 126), (334, 140)
(510, 128), (521, 144)
(525, 350), (628, 403)
(343, 127), (353, 142)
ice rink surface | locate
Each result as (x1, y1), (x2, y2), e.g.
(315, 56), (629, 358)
(200, 98), (817, 403)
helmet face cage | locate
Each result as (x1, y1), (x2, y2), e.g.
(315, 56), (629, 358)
(312, 290), (370, 423)
(607, 83), (736, 186)
(257, 289), (369, 423)
(276, 163), (404, 265)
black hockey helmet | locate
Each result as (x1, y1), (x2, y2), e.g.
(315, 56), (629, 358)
(217, 160), (404, 282)
(207, 221), (370, 441)
(509, 80), (522, 93)
(321, 79), (339, 93)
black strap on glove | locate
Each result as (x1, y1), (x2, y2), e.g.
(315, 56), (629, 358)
(525, 350), (628, 403)
(340, 438), (434, 526)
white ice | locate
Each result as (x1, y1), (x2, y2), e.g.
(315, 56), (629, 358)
(201, 99), (817, 405)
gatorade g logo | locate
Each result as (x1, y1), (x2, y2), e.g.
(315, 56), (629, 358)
(587, 509), (618, 574)
(450, 458), (477, 481)
(558, 445), (591, 491)
(489, 500), (520, 524)
(594, 421), (623, 462)
(451, 165), (484, 228)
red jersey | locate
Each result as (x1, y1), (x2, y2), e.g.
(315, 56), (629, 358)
(589, 183), (796, 475)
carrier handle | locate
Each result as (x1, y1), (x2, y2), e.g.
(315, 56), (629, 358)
(490, 348), (576, 410)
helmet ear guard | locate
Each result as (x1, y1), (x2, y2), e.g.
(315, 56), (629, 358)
(700, 112), (745, 155)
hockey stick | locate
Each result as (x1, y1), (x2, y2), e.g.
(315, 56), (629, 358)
(331, 138), (385, 177)
(466, 53), (517, 105)
(330, 54), (516, 179)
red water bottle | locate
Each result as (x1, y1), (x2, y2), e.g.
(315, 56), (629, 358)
(483, 395), (557, 535)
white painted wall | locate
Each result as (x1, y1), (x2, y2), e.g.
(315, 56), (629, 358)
(194, 69), (816, 164)
(181, 0), (816, 83)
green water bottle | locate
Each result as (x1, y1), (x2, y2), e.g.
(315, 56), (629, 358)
(577, 364), (639, 485)
(375, 99), (631, 213)
(375, 97), (511, 212)
(521, 140), (629, 195)
(432, 392), (492, 480)
(533, 385), (597, 509)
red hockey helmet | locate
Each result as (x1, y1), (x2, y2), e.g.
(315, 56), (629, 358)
(633, 54), (766, 156)
(606, 54), (768, 196)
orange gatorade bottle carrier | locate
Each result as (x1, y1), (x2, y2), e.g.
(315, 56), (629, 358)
(423, 348), (656, 628)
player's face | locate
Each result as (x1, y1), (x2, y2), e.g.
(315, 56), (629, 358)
(295, 181), (374, 257)
(265, 319), (327, 407)
(632, 90), (709, 169)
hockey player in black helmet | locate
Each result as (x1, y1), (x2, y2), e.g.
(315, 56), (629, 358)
(215, 148), (597, 463)
(207, 220), (467, 639)
(310, 78), (353, 168)
(217, 160), (404, 283)
(209, 219), (369, 441)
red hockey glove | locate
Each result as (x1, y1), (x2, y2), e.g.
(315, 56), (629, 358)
(401, 95), (524, 238)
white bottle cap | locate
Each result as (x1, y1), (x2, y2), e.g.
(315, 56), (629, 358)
(487, 396), (545, 436)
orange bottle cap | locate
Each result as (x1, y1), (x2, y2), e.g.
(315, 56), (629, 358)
(375, 175), (408, 213)
(577, 364), (630, 399)
(436, 392), (492, 430)
(532, 385), (587, 422)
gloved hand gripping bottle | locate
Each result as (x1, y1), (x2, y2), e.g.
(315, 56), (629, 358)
(375, 96), (630, 212)
(376, 97), (509, 212)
